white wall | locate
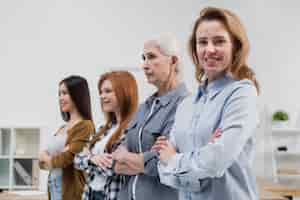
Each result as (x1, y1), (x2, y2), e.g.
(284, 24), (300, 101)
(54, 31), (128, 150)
(1, 0), (300, 190)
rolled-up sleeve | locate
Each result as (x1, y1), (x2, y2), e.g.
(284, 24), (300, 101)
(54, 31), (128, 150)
(159, 83), (258, 190)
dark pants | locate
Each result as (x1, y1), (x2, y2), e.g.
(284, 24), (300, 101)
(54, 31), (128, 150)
(89, 190), (105, 200)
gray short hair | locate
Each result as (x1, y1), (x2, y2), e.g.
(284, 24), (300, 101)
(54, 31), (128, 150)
(145, 33), (183, 80)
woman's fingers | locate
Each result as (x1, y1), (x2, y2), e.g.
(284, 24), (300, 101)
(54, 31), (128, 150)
(158, 141), (177, 162)
(102, 154), (113, 167)
(159, 141), (172, 151)
(155, 137), (169, 145)
(209, 128), (222, 143)
(156, 136), (168, 141)
(94, 154), (113, 169)
(151, 144), (160, 152)
(151, 137), (169, 152)
(112, 150), (121, 161)
(155, 139), (169, 147)
(115, 145), (127, 153)
(111, 146), (128, 163)
(63, 145), (70, 152)
(214, 128), (222, 137)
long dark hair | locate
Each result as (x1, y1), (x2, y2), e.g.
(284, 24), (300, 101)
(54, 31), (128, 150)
(59, 75), (93, 122)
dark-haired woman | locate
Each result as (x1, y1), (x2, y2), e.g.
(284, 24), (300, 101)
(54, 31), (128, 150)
(74, 71), (138, 200)
(39, 75), (94, 200)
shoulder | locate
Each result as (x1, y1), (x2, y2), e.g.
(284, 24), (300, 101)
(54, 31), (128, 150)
(175, 94), (194, 115)
(133, 100), (148, 118)
(173, 82), (189, 97)
(168, 83), (189, 104)
(226, 79), (257, 98)
(79, 120), (94, 130)
(221, 79), (258, 110)
(69, 120), (95, 135)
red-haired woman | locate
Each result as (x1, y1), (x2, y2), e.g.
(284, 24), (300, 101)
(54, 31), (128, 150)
(74, 71), (138, 200)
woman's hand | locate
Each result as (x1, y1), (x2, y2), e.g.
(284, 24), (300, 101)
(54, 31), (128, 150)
(39, 151), (52, 169)
(39, 151), (49, 161)
(151, 136), (168, 152)
(63, 145), (70, 152)
(209, 128), (222, 143)
(112, 145), (144, 174)
(152, 136), (176, 162)
(38, 151), (47, 170)
(158, 139), (177, 163)
(90, 153), (113, 170)
(112, 145), (129, 163)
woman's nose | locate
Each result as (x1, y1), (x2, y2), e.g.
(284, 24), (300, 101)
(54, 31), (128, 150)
(100, 93), (106, 99)
(59, 95), (64, 101)
(206, 42), (216, 53)
(142, 61), (150, 70)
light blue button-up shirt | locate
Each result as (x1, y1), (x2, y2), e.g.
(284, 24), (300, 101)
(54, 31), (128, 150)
(158, 75), (259, 200)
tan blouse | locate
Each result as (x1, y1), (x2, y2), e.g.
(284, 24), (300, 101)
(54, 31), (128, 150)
(51, 120), (94, 200)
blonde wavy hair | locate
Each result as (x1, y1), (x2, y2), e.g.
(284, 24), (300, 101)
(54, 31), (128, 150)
(188, 7), (259, 93)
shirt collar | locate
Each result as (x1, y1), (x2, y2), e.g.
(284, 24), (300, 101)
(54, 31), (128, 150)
(196, 74), (234, 102)
(146, 83), (188, 107)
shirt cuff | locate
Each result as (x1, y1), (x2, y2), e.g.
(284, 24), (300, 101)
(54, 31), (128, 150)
(143, 151), (158, 166)
(157, 154), (182, 189)
(161, 153), (183, 174)
(158, 153), (202, 192)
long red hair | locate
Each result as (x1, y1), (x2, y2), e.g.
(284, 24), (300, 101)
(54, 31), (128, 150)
(90, 70), (138, 153)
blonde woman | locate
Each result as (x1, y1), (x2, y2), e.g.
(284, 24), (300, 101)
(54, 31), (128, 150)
(154, 7), (260, 200)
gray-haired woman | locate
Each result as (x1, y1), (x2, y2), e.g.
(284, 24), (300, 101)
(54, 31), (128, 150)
(112, 33), (189, 200)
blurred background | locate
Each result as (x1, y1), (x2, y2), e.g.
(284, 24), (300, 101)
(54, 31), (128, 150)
(1, 0), (300, 199)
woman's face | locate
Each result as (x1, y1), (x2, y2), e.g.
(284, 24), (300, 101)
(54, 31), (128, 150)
(142, 41), (173, 88)
(59, 83), (75, 113)
(196, 20), (233, 81)
(99, 79), (119, 114)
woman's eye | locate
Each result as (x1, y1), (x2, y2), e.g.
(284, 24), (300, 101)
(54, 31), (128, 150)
(60, 91), (67, 95)
(146, 53), (156, 60)
(214, 39), (226, 45)
(197, 40), (207, 46)
(104, 89), (112, 93)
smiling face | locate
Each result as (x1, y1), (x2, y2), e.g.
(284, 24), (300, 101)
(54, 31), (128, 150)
(59, 83), (75, 113)
(141, 41), (173, 88)
(196, 20), (233, 82)
(99, 79), (119, 114)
